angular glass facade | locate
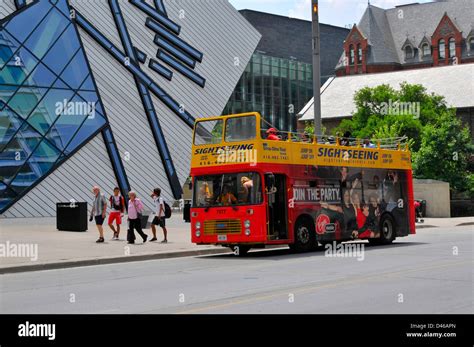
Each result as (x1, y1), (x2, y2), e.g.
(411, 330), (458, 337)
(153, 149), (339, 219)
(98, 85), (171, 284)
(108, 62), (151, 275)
(0, 0), (107, 212)
(223, 53), (313, 133)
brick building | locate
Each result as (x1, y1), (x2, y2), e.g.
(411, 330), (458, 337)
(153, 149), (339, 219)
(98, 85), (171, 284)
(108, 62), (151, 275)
(335, 0), (474, 76)
(298, 0), (473, 139)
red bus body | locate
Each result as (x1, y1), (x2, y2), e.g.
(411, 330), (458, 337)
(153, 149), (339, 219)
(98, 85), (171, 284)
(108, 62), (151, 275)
(190, 113), (415, 252)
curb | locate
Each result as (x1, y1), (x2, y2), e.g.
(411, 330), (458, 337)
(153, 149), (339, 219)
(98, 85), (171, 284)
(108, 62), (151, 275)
(0, 247), (231, 275)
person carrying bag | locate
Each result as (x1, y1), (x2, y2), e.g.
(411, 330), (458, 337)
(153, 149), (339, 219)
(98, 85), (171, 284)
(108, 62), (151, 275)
(127, 191), (148, 244)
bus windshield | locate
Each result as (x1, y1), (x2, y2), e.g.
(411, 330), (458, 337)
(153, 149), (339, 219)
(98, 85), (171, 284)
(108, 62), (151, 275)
(225, 115), (256, 142)
(194, 119), (223, 145)
(193, 172), (262, 208)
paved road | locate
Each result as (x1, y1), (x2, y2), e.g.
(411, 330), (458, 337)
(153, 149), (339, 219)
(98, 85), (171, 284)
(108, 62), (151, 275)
(0, 226), (472, 314)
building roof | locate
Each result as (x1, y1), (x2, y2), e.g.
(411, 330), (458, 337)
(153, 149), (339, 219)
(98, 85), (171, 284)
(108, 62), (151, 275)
(239, 9), (349, 78)
(298, 63), (474, 121)
(336, 0), (474, 69)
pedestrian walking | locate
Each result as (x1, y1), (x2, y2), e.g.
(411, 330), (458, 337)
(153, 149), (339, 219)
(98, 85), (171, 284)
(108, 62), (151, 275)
(90, 186), (107, 243)
(150, 188), (168, 243)
(127, 191), (148, 244)
(108, 187), (125, 240)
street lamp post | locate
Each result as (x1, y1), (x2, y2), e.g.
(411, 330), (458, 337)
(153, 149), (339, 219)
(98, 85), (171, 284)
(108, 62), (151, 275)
(312, 0), (322, 135)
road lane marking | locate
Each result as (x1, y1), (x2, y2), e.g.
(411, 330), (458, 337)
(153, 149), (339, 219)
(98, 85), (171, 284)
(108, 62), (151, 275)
(177, 260), (472, 314)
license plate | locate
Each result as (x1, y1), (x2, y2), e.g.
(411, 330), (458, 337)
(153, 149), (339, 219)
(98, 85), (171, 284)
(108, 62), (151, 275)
(217, 235), (227, 242)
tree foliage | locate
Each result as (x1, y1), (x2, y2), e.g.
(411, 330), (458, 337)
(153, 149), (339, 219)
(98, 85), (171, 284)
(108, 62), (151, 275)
(334, 83), (473, 195)
(412, 112), (474, 195)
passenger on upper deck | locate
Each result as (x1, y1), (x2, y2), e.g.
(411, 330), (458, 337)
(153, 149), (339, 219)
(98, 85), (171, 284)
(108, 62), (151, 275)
(325, 136), (336, 145)
(266, 128), (280, 141)
(340, 131), (351, 146)
(363, 139), (376, 148)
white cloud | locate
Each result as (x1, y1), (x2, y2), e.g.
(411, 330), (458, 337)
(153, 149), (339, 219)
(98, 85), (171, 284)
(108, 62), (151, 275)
(288, 0), (311, 20)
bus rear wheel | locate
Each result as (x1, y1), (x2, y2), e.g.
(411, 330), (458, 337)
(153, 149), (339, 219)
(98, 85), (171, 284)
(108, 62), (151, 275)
(230, 245), (250, 256)
(379, 215), (396, 245)
(290, 218), (316, 252)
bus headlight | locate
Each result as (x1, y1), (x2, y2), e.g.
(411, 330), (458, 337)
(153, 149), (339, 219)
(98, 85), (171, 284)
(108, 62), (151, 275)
(195, 222), (201, 230)
(245, 229), (251, 236)
(244, 220), (251, 228)
(195, 230), (201, 237)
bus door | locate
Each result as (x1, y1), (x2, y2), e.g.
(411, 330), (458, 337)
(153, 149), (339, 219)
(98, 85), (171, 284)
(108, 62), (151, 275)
(265, 174), (288, 240)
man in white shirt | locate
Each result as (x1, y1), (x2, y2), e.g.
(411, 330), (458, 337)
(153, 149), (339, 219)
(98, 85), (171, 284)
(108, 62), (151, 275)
(150, 188), (168, 243)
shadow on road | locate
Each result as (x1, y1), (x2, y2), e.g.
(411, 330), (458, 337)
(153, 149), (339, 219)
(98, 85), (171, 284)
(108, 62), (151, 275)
(198, 241), (428, 260)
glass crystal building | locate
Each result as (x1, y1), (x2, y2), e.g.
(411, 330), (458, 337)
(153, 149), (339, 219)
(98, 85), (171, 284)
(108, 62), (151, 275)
(0, 0), (107, 213)
(223, 53), (313, 132)
(223, 10), (349, 133)
(0, 0), (260, 217)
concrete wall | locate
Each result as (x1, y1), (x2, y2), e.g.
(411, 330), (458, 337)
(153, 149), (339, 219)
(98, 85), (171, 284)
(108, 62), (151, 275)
(413, 179), (451, 218)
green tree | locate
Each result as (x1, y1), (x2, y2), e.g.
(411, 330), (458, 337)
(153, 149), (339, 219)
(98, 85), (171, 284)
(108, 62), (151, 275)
(412, 111), (474, 196)
(334, 83), (451, 151)
(334, 82), (473, 195)
(303, 121), (326, 137)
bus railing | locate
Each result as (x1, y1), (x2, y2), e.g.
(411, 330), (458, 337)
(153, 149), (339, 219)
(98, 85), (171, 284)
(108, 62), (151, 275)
(262, 129), (409, 151)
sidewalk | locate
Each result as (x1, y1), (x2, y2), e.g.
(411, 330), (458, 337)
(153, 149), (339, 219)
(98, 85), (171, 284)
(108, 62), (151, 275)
(0, 215), (472, 274)
(0, 214), (229, 274)
(415, 217), (474, 229)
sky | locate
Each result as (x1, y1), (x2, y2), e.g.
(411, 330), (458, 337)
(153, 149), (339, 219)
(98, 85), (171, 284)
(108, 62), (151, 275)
(229, 0), (432, 28)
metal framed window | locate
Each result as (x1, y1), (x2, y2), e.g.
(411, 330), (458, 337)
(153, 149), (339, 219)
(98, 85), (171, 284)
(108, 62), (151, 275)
(349, 45), (355, 65)
(448, 38), (456, 58)
(439, 39), (446, 59)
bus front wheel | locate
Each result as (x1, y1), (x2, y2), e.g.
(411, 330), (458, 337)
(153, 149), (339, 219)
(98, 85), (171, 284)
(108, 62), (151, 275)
(290, 217), (316, 252)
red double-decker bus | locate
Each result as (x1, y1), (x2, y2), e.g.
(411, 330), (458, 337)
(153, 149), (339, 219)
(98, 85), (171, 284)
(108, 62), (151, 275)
(190, 113), (415, 255)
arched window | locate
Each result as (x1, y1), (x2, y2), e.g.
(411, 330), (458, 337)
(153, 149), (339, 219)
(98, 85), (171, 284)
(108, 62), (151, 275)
(448, 38), (456, 57)
(357, 44), (362, 63)
(422, 43), (430, 57)
(405, 45), (413, 59)
(439, 39), (446, 59)
(349, 45), (355, 65)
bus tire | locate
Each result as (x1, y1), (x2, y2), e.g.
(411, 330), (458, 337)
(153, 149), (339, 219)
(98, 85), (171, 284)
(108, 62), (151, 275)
(230, 245), (250, 256)
(379, 214), (396, 245)
(290, 217), (317, 252)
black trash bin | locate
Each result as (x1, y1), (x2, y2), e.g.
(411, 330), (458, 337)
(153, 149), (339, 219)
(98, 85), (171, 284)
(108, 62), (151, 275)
(140, 214), (150, 229)
(57, 202), (88, 231)
(183, 201), (191, 223)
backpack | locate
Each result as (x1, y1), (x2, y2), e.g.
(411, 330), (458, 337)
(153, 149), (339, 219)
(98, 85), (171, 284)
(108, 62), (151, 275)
(164, 201), (172, 219)
(110, 195), (124, 212)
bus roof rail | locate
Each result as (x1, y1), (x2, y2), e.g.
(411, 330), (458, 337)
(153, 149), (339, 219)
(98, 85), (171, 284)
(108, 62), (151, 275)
(261, 128), (409, 150)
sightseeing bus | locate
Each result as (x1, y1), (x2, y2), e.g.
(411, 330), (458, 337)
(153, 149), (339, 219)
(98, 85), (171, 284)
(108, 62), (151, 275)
(190, 112), (415, 255)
